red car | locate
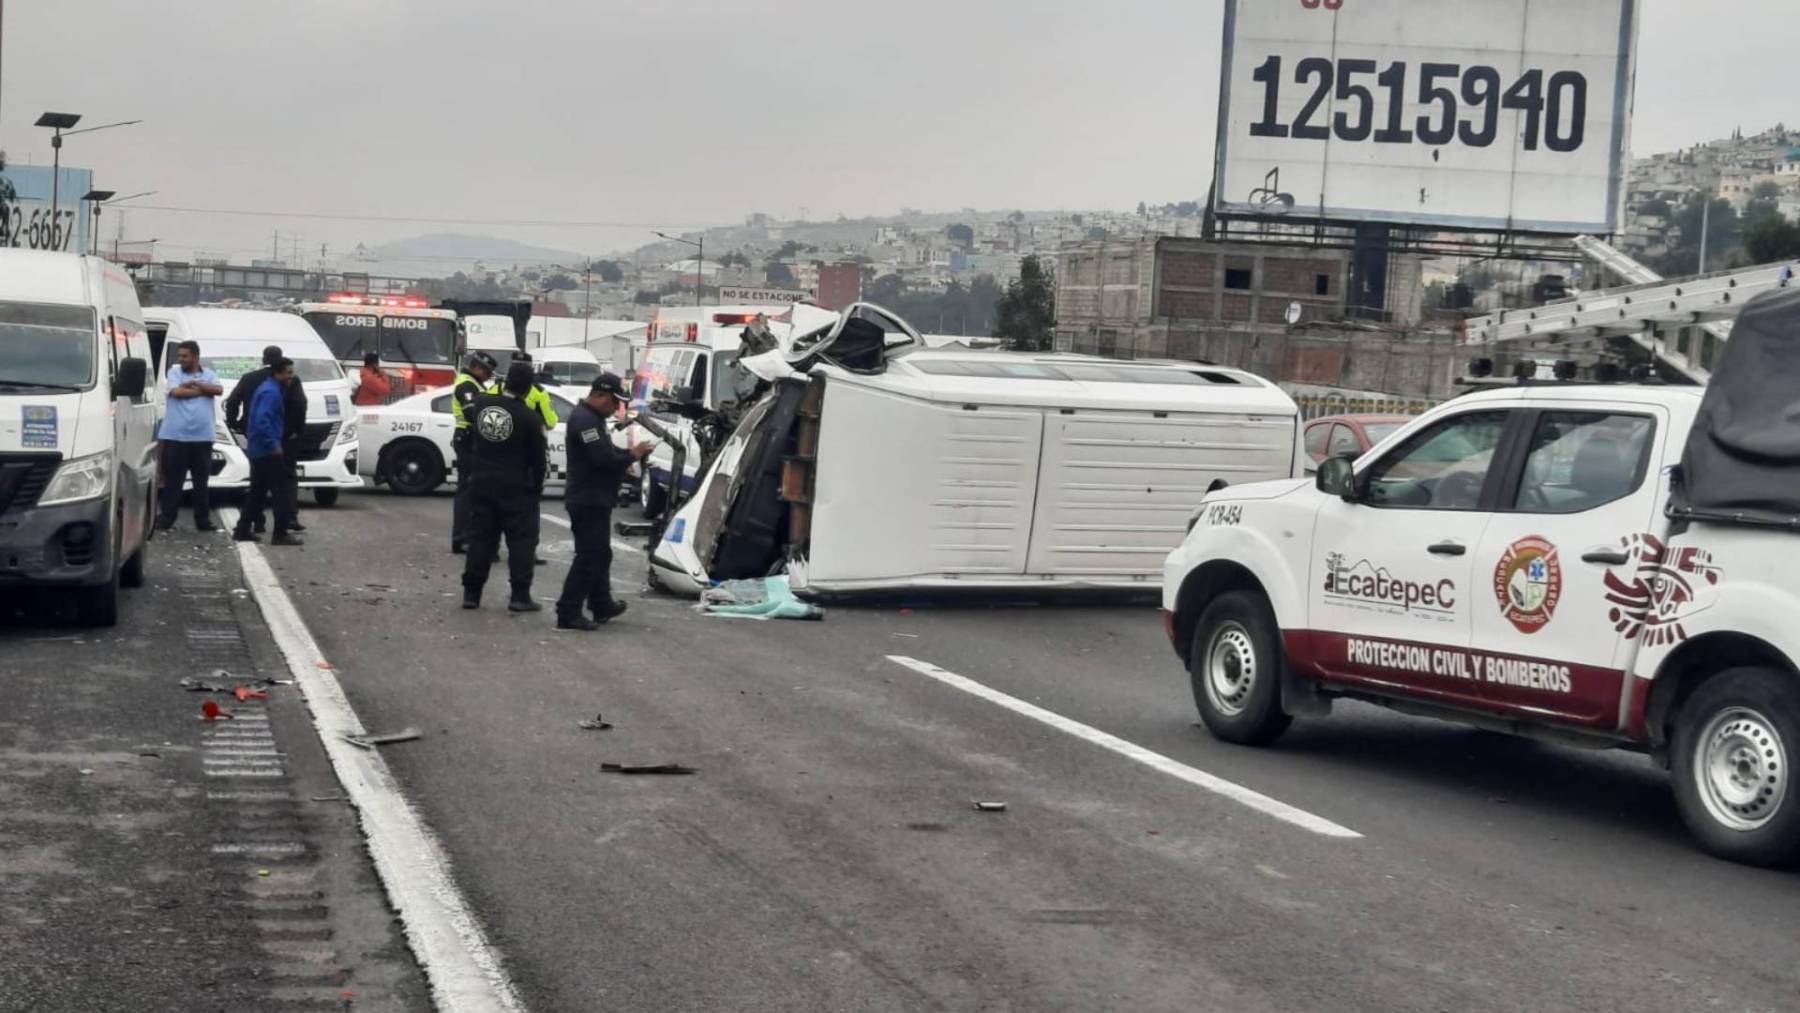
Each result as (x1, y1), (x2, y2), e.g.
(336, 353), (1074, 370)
(1302, 414), (1412, 469)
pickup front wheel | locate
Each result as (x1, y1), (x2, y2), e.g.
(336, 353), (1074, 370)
(1190, 591), (1292, 746)
(1671, 667), (1800, 866)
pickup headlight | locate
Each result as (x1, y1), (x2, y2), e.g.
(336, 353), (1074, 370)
(40, 451), (114, 507)
(337, 421), (359, 446)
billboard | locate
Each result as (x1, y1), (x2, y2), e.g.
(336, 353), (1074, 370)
(0, 165), (94, 254)
(1213, 0), (1638, 235)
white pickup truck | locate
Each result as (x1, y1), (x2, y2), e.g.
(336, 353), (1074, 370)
(1162, 287), (1800, 865)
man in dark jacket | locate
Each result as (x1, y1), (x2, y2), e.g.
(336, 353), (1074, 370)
(225, 344), (308, 534)
(461, 362), (548, 613)
(555, 373), (654, 631)
(231, 359), (302, 546)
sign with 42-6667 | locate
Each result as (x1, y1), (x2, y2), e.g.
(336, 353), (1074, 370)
(0, 165), (93, 253)
(1214, 0), (1639, 236)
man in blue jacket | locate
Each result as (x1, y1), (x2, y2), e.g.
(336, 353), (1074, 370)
(231, 358), (303, 546)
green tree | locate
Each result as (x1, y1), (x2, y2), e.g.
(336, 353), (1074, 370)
(994, 256), (1056, 352)
(543, 274), (578, 291)
(718, 251), (751, 268)
(864, 273), (906, 305)
(592, 260), (624, 283)
(1647, 191), (1741, 276)
(765, 261), (795, 286)
(1746, 215), (1800, 263)
(946, 223), (974, 245)
(1753, 180), (1784, 201)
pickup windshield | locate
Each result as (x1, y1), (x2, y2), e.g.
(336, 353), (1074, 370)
(0, 302), (96, 390)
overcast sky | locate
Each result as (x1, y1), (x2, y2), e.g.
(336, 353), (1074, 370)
(0, 0), (1791, 265)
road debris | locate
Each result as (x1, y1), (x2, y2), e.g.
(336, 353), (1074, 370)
(972, 801), (1008, 812)
(601, 763), (697, 775)
(233, 686), (269, 702)
(200, 700), (234, 722)
(341, 727), (422, 750)
(576, 714), (614, 731)
(700, 576), (823, 621)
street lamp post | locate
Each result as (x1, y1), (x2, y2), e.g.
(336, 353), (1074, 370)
(653, 231), (705, 307)
(34, 112), (80, 244)
(81, 189), (112, 254)
(35, 113), (142, 251)
(83, 189), (154, 256)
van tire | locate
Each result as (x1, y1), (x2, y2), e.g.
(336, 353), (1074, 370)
(120, 540), (147, 589)
(1190, 591), (1292, 746)
(641, 471), (668, 517)
(1670, 667), (1800, 866)
(383, 442), (444, 496)
(78, 567), (121, 628)
(313, 487), (341, 507)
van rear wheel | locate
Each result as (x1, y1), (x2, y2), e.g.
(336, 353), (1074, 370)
(1190, 591), (1292, 746)
(641, 471), (668, 517)
(1671, 667), (1800, 866)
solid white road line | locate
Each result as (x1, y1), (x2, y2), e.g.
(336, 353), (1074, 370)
(228, 510), (526, 1013)
(885, 655), (1361, 840)
(538, 511), (643, 555)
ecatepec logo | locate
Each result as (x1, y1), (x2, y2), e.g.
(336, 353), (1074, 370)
(1322, 551), (1456, 617)
(1494, 536), (1561, 634)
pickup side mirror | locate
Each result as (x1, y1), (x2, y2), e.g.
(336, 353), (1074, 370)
(1315, 455), (1359, 501)
(114, 357), (148, 400)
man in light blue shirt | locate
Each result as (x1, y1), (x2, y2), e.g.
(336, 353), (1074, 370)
(156, 340), (224, 532)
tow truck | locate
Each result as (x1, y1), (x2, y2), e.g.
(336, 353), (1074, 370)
(1165, 285), (1800, 865)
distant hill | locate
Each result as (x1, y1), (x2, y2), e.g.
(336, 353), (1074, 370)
(366, 233), (586, 277)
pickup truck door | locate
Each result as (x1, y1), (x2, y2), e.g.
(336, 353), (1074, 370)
(1305, 408), (1514, 710)
(1469, 403), (1668, 730)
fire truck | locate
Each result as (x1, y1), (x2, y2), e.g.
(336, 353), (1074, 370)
(293, 293), (461, 403)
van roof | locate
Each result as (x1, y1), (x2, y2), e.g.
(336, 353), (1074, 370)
(0, 250), (97, 306)
(827, 350), (1297, 415)
(144, 306), (331, 350)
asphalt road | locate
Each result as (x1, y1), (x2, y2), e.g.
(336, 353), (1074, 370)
(255, 488), (1800, 1013)
(0, 521), (429, 1013)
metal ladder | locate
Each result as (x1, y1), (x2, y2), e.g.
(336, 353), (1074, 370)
(1462, 237), (1798, 384)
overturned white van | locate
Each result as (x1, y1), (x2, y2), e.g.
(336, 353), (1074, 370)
(647, 304), (1302, 597)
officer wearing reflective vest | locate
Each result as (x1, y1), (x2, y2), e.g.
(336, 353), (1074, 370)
(449, 351), (499, 554)
(509, 351), (559, 431)
(461, 362), (547, 613)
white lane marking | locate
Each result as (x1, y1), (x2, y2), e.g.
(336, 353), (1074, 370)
(227, 510), (527, 1013)
(538, 512), (643, 555)
(885, 655), (1361, 840)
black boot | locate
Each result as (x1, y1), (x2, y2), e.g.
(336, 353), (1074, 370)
(508, 586), (541, 613)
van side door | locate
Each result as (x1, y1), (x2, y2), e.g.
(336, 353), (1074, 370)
(1468, 402), (1671, 730)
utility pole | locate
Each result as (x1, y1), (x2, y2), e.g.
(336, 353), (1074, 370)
(1699, 198), (1712, 274)
(272, 230), (280, 262)
(583, 259), (593, 342)
(696, 236), (704, 307)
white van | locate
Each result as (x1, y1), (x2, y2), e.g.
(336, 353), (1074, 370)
(0, 250), (158, 625)
(533, 346), (602, 389)
(648, 309), (1303, 597)
(144, 308), (361, 506)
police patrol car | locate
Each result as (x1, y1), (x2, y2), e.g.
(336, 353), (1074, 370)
(359, 387), (574, 495)
(1165, 288), (1800, 865)
(358, 386), (636, 496)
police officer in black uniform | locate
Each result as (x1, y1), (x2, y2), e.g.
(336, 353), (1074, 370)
(555, 373), (654, 631)
(461, 362), (546, 613)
